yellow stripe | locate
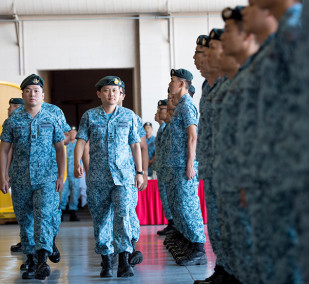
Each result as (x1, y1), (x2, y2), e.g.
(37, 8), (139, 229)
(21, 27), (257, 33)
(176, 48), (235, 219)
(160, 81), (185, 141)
(0, 81), (20, 89)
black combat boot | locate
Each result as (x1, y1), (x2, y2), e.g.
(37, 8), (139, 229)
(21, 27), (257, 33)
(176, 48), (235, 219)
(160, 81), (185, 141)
(100, 254), (113, 277)
(176, 242), (207, 266)
(48, 236), (61, 263)
(128, 240), (143, 267)
(11, 242), (22, 253)
(22, 254), (37, 279)
(117, 252), (134, 277)
(157, 219), (176, 235)
(69, 210), (80, 221)
(35, 249), (50, 280)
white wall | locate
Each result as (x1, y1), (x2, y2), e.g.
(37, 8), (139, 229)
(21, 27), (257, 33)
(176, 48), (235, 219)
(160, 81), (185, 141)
(0, 12), (225, 134)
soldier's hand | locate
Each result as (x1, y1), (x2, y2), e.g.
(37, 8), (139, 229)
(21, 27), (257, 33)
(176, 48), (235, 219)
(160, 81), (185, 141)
(135, 174), (144, 190)
(139, 174), (148, 191)
(186, 166), (196, 180)
(0, 179), (10, 194)
(74, 163), (84, 178)
(56, 178), (64, 192)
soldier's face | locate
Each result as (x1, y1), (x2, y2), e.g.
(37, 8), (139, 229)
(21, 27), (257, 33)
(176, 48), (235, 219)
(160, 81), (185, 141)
(222, 19), (246, 57)
(97, 85), (120, 106)
(8, 103), (21, 116)
(208, 39), (224, 69)
(22, 85), (44, 107)
(144, 125), (153, 136)
(167, 94), (176, 111)
(159, 106), (168, 121)
(242, 1), (272, 34)
(193, 45), (206, 70)
(169, 76), (182, 97)
(155, 108), (161, 122)
(220, 52), (239, 74)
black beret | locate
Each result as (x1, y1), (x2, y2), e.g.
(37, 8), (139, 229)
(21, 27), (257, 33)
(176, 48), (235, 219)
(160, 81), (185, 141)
(95, 76), (121, 89)
(196, 35), (209, 47)
(222, 6), (244, 22)
(9, 98), (24, 105)
(170, 68), (193, 81)
(209, 28), (224, 41)
(71, 126), (77, 131)
(158, 99), (167, 107)
(20, 74), (44, 90)
(143, 122), (152, 128)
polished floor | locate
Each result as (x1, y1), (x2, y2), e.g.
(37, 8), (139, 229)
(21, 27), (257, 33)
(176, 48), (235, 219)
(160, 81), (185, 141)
(0, 222), (216, 283)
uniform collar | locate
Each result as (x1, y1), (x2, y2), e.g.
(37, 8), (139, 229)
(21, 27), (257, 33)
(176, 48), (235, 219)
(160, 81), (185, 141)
(177, 93), (190, 105)
(99, 104), (119, 119)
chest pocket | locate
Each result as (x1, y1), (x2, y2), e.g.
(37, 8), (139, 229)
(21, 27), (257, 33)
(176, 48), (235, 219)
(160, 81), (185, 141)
(90, 124), (106, 139)
(39, 123), (53, 136)
(116, 121), (130, 136)
(13, 126), (29, 137)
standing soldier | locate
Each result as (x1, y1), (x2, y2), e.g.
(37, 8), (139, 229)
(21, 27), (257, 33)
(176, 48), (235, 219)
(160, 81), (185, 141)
(168, 69), (206, 266)
(253, 0), (303, 283)
(156, 98), (175, 235)
(215, 6), (259, 283)
(74, 76), (143, 278)
(143, 122), (155, 178)
(60, 126), (81, 221)
(0, 74), (65, 280)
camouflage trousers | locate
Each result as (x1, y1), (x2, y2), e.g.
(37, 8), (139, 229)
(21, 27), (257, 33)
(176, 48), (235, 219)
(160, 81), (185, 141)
(157, 168), (173, 220)
(11, 181), (56, 255)
(87, 172), (133, 255)
(60, 177), (81, 211)
(204, 178), (231, 274)
(168, 167), (205, 243)
(129, 186), (140, 242)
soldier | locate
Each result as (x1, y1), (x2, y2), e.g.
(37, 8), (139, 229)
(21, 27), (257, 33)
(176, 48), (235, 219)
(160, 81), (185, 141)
(10, 77), (71, 266)
(156, 99), (175, 235)
(4, 98), (24, 253)
(0, 74), (65, 280)
(60, 126), (81, 221)
(252, 0), (303, 283)
(167, 68), (206, 266)
(143, 122), (155, 178)
(118, 80), (147, 266)
(236, 2), (278, 283)
(195, 28), (235, 284)
(214, 6), (259, 283)
(286, 2), (309, 282)
(74, 76), (143, 278)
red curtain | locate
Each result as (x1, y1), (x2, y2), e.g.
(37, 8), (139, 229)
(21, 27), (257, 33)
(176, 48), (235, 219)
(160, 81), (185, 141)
(136, 180), (207, 225)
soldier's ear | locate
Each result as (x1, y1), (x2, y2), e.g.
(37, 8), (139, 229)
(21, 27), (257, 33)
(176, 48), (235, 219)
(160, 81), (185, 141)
(96, 91), (101, 98)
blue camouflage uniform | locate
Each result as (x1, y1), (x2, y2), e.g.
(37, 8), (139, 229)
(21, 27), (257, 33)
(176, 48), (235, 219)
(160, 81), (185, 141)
(1, 108), (65, 255)
(215, 56), (258, 284)
(199, 76), (232, 274)
(60, 140), (81, 211)
(196, 79), (210, 163)
(236, 35), (275, 284)
(168, 93), (205, 243)
(254, 4), (303, 283)
(146, 135), (155, 177)
(212, 76), (233, 275)
(77, 105), (140, 255)
(155, 121), (173, 221)
(13, 102), (70, 239)
(158, 123), (173, 221)
(287, 3), (309, 283)
(129, 114), (146, 243)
